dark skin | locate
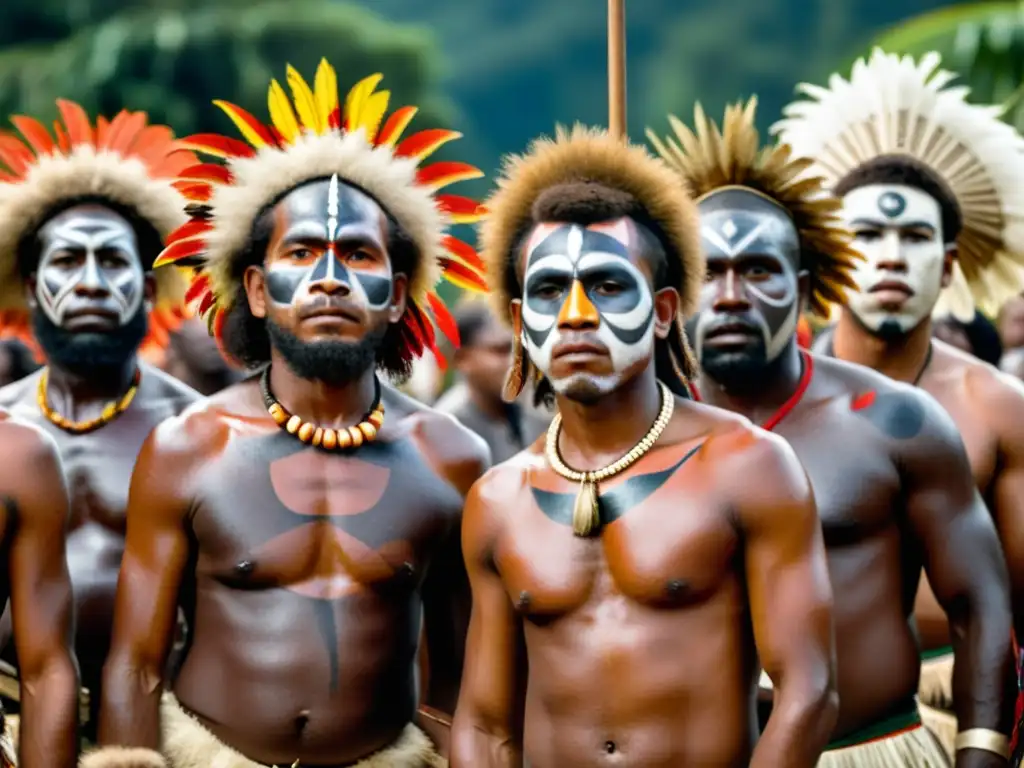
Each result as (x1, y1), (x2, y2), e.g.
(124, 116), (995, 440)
(0, 414), (78, 767)
(99, 179), (488, 765)
(0, 203), (199, 737)
(452, 216), (837, 768)
(697, 189), (1012, 767)
(162, 317), (245, 396)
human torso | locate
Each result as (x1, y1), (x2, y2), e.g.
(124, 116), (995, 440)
(0, 364), (195, 685)
(488, 411), (759, 768)
(764, 357), (925, 736)
(172, 383), (464, 766)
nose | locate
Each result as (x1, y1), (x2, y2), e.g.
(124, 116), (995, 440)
(557, 279), (599, 329)
(710, 269), (751, 313)
(308, 250), (351, 296)
(73, 253), (110, 297)
(875, 231), (907, 273)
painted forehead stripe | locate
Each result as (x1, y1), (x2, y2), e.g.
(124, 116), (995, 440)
(701, 214), (774, 257)
(877, 191), (906, 218)
(527, 225), (632, 266)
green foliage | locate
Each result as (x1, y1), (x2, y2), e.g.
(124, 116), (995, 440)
(872, 2), (1024, 130)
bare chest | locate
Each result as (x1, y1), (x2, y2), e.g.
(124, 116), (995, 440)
(495, 449), (741, 619)
(191, 432), (463, 598)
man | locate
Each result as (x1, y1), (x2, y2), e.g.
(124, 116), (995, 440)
(776, 47), (1024, 758)
(451, 125), (837, 768)
(0, 100), (201, 741)
(932, 313), (1002, 367)
(0, 414), (79, 767)
(92, 61), (490, 768)
(161, 316), (245, 395)
(435, 298), (548, 464)
(652, 97), (1012, 766)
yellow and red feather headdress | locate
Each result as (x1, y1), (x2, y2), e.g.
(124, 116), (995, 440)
(155, 59), (488, 368)
(0, 100), (197, 360)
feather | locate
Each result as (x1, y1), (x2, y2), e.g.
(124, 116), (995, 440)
(343, 73), (384, 132)
(314, 58), (339, 131)
(178, 163), (234, 184)
(184, 273), (211, 305)
(376, 106), (417, 147)
(10, 116), (54, 156)
(154, 238), (206, 267)
(55, 99), (93, 146)
(52, 121), (70, 153)
(0, 134), (35, 175)
(180, 133), (257, 159)
(213, 101), (277, 148)
(440, 257), (488, 292)
(395, 129), (461, 161)
(172, 181), (213, 201)
(416, 161), (482, 190)
(426, 292), (460, 348)
(436, 194), (484, 224)
(286, 64), (321, 134)
(165, 219), (214, 245)
(267, 79), (300, 143)
(107, 111), (147, 154)
(442, 235), (485, 270)
(354, 91), (389, 143)
(95, 115), (111, 148)
(197, 290), (217, 317)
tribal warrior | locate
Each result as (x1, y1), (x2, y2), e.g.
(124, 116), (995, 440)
(777, 48), (1024, 762)
(0, 101), (201, 741)
(653, 98), (1012, 767)
(451, 126), (837, 767)
(94, 61), (490, 768)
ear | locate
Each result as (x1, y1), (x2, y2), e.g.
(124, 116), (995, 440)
(941, 244), (956, 288)
(24, 274), (38, 310)
(388, 273), (409, 324)
(796, 269), (811, 313)
(243, 265), (268, 319)
(652, 287), (680, 340)
(142, 273), (157, 311)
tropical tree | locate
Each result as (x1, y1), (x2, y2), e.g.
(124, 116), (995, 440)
(872, 2), (1024, 129)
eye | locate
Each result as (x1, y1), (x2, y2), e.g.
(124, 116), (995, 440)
(745, 265), (770, 278)
(289, 248), (313, 260)
(534, 283), (563, 300)
(854, 229), (881, 242)
(902, 231), (932, 244)
(346, 249), (372, 263)
(594, 281), (624, 295)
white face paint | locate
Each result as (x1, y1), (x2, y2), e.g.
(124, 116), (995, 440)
(34, 205), (145, 328)
(841, 184), (948, 335)
(520, 219), (655, 399)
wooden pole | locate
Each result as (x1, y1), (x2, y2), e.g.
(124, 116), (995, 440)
(608, 0), (626, 138)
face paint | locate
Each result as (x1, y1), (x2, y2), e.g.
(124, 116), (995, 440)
(693, 196), (801, 389)
(35, 206), (144, 328)
(520, 218), (655, 398)
(841, 183), (947, 337)
(264, 175), (393, 315)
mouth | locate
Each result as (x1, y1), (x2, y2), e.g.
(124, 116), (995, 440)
(301, 306), (361, 324)
(869, 280), (914, 298)
(62, 308), (119, 329)
(703, 322), (760, 346)
(552, 341), (607, 360)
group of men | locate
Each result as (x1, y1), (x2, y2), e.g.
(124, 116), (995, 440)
(0, 43), (1018, 768)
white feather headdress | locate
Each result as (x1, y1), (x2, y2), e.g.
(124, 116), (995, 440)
(772, 47), (1024, 320)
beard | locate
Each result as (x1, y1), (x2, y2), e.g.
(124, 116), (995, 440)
(267, 317), (387, 386)
(33, 306), (147, 374)
(700, 335), (774, 394)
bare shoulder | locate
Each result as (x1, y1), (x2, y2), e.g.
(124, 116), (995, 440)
(138, 362), (202, 413)
(387, 385), (492, 495)
(462, 452), (537, 555)
(0, 409), (59, 463)
(0, 370), (40, 411)
(953, 344), (1024, 430)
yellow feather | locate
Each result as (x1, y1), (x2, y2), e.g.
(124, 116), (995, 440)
(213, 100), (268, 148)
(267, 79), (300, 142)
(354, 91), (390, 142)
(314, 59), (339, 129)
(286, 65), (321, 133)
(344, 74), (384, 132)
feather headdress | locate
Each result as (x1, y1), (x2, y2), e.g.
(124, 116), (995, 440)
(0, 100), (195, 356)
(154, 59), (488, 368)
(772, 47), (1024, 320)
(647, 97), (861, 317)
(480, 124), (702, 325)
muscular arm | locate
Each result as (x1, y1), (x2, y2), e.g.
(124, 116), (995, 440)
(450, 473), (526, 768)
(420, 415), (491, 715)
(97, 418), (196, 750)
(901, 387), (1013, 747)
(7, 425), (78, 768)
(738, 430), (838, 768)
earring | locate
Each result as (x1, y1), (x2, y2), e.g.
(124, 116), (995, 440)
(503, 332), (527, 402)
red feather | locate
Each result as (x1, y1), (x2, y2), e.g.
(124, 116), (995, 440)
(180, 133), (256, 159)
(427, 292), (460, 348)
(107, 111), (147, 154)
(52, 121), (70, 153)
(56, 100), (94, 146)
(197, 291), (217, 317)
(179, 163), (233, 184)
(442, 235), (485, 270)
(10, 116), (54, 156)
(132, 125), (176, 164)
(166, 219), (214, 245)
(440, 257), (488, 293)
(184, 274), (211, 305)
(95, 115), (111, 148)
(172, 181), (213, 201)
(375, 106), (417, 146)
(0, 134), (34, 175)
(154, 238), (206, 267)
(416, 161), (482, 190)
(436, 194), (484, 224)
(215, 102), (278, 147)
(395, 128), (459, 160)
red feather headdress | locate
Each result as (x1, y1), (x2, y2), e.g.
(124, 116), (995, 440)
(0, 100), (197, 358)
(155, 59), (488, 368)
